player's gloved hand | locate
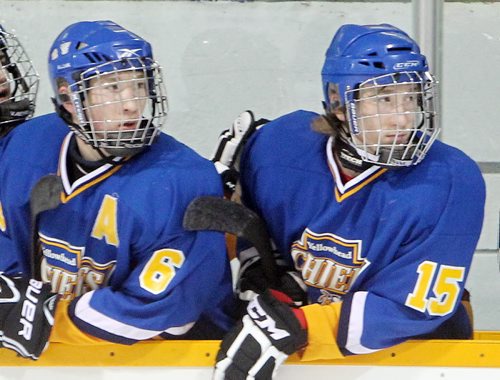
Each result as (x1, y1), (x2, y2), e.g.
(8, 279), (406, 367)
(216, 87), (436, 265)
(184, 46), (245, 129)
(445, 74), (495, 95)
(0, 272), (59, 359)
(212, 111), (268, 195)
(214, 290), (308, 380)
(237, 247), (308, 307)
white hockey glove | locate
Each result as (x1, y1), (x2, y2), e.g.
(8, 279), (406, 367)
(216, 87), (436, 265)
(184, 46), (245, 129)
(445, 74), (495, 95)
(0, 272), (59, 359)
(214, 290), (307, 380)
(238, 246), (308, 307)
(212, 111), (268, 195)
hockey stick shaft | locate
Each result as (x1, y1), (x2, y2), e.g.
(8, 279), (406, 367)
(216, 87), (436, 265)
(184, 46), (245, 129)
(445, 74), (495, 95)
(182, 196), (278, 287)
(29, 175), (63, 279)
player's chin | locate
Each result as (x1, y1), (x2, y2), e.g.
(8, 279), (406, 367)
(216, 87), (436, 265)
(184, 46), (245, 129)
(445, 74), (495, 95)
(103, 144), (147, 158)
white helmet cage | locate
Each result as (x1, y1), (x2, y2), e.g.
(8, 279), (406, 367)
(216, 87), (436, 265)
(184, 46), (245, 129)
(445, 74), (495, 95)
(69, 57), (168, 151)
(0, 28), (39, 127)
(344, 71), (440, 167)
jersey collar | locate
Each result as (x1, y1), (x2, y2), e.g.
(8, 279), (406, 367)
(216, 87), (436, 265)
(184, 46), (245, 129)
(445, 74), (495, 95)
(58, 132), (125, 202)
(326, 137), (387, 202)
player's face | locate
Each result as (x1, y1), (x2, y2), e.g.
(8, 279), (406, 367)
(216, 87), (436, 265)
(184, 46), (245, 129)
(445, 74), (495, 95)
(354, 83), (420, 150)
(0, 51), (12, 102)
(86, 70), (148, 136)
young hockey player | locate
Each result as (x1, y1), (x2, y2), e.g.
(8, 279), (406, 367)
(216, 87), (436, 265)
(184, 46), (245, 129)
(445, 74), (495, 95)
(0, 20), (235, 360)
(212, 23), (485, 379)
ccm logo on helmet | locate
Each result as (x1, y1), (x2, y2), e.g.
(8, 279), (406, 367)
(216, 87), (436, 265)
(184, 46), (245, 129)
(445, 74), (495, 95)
(18, 279), (44, 340)
(393, 60), (420, 70)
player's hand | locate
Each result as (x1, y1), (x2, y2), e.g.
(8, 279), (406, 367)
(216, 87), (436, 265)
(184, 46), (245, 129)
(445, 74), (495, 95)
(0, 272), (59, 359)
(212, 111), (268, 195)
(238, 247), (308, 307)
(213, 290), (307, 380)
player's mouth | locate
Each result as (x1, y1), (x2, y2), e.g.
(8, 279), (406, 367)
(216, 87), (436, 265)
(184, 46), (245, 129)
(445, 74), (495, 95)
(122, 121), (137, 129)
(385, 133), (410, 144)
(0, 87), (10, 101)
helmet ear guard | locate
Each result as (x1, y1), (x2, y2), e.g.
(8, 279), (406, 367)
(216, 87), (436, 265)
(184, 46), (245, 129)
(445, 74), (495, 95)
(320, 24), (440, 168)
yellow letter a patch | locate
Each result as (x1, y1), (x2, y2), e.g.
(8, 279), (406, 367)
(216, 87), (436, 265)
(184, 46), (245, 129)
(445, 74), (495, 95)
(91, 195), (119, 247)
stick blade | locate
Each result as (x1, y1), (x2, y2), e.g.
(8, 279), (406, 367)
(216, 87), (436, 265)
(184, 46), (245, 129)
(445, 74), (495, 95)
(30, 175), (64, 216)
(183, 196), (278, 286)
(183, 196), (259, 237)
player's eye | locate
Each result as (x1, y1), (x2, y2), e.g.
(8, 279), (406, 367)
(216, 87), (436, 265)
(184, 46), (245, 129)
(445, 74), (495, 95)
(103, 83), (120, 91)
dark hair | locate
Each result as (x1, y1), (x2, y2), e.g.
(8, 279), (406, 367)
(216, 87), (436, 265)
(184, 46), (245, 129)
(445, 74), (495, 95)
(312, 82), (347, 138)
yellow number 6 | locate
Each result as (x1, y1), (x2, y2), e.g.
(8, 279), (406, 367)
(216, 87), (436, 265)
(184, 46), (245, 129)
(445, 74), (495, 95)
(405, 260), (465, 316)
(139, 249), (185, 295)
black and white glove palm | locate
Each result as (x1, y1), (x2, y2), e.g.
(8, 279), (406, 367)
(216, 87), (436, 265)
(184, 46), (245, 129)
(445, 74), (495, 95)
(238, 247), (308, 307)
(212, 111), (268, 195)
(214, 290), (308, 380)
(0, 272), (59, 359)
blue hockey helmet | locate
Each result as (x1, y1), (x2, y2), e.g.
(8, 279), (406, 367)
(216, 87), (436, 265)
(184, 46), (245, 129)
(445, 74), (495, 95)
(48, 20), (168, 154)
(320, 24), (439, 167)
(321, 24), (429, 108)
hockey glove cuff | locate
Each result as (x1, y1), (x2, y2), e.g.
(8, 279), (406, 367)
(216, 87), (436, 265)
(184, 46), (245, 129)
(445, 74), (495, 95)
(214, 290), (307, 380)
(0, 272), (59, 359)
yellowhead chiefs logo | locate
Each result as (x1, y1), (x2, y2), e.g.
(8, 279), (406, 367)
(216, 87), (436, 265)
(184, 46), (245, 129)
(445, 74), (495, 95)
(291, 229), (369, 297)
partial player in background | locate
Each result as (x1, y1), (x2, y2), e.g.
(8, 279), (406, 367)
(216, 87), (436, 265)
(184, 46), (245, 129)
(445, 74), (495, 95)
(212, 23), (486, 379)
(0, 24), (38, 135)
(0, 20), (236, 360)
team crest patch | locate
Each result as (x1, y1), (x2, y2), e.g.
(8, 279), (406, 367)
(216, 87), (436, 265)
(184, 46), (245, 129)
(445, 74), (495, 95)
(39, 233), (83, 272)
(38, 232), (115, 299)
(291, 228), (370, 300)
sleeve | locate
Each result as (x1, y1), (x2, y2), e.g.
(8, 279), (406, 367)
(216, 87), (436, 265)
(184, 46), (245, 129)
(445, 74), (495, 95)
(300, 161), (486, 360)
(0, 177), (32, 275)
(50, 299), (105, 344)
(66, 229), (233, 344)
(64, 166), (235, 344)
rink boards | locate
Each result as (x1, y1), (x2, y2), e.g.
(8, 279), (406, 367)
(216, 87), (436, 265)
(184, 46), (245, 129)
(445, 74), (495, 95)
(1, 331), (500, 380)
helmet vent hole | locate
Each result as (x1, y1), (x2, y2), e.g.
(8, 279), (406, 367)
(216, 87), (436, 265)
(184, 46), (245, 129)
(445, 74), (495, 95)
(373, 62), (385, 69)
(84, 52), (112, 63)
(387, 47), (412, 52)
(75, 42), (89, 50)
(84, 52), (97, 63)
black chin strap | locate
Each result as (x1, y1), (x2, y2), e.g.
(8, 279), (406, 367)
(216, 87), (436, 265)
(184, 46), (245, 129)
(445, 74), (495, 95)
(0, 99), (33, 136)
(334, 138), (374, 174)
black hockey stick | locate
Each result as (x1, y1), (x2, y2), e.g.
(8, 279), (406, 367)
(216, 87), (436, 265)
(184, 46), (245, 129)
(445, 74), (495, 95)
(29, 174), (63, 280)
(182, 196), (278, 287)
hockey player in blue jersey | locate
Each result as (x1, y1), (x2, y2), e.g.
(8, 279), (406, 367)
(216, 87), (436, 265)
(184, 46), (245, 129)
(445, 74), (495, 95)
(0, 20), (235, 359)
(0, 24), (38, 135)
(212, 24), (486, 379)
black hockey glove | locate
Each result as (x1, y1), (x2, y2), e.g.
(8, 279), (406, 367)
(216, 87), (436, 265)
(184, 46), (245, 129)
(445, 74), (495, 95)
(238, 247), (308, 307)
(214, 290), (308, 380)
(212, 111), (268, 195)
(0, 272), (59, 359)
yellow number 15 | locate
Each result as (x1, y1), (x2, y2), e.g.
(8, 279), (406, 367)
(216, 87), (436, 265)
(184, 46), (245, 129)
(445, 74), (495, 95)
(405, 261), (465, 316)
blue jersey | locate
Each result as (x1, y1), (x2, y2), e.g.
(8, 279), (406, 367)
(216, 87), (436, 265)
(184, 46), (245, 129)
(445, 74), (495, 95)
(239, 110), (485, 355)
(0, 113), (236, 343)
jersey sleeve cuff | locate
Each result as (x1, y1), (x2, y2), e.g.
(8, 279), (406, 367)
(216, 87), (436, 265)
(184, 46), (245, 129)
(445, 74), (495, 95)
(49, 298), (107, 345)
(300, 302), (344, 361)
